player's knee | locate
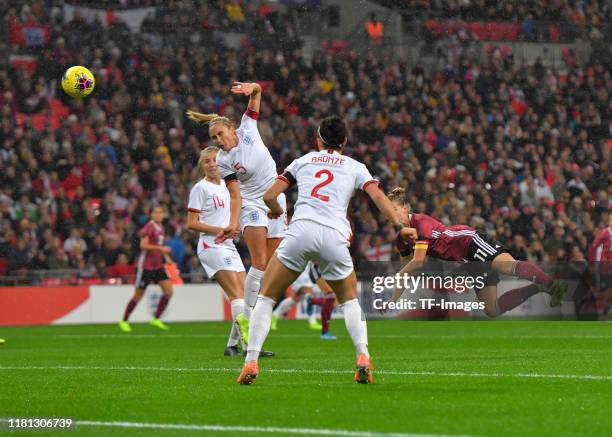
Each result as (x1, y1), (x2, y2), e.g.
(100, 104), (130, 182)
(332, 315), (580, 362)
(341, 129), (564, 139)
(250, 257), (266, 271)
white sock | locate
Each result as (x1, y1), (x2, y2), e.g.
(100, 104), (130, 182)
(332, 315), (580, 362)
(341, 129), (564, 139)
(227, 298), (245, 347)
(227, 323), (240, 347)
(245, 295), (275, 362)
(341, 298), (369, 358)
(244, 267), (264, 320)
(244, 304), (252, 320)
(274, 297), (297, 317)
(308, 312), (317, 325)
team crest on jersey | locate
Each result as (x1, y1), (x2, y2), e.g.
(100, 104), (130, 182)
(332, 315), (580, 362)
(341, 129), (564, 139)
(249, 210), (259, 222)
(243, 135), (252, 145)
(224, 257), (232, 266)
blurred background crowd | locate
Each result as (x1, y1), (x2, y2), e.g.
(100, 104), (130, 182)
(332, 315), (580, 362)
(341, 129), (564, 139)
(0, 0), (609, 284)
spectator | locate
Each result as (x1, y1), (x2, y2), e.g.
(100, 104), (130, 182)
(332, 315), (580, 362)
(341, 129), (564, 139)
(226, 0), (246, 24)
(365, 13), (384, 46)
(106, 253), (135, 282)
(0, 0), (608, 283)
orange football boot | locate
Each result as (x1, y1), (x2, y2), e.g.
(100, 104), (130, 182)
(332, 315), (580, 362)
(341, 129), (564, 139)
(237, 360), (259, 385)
(354, 353), (373, 384)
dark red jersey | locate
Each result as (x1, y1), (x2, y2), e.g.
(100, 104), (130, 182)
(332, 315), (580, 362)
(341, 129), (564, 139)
(396, 213), (476, 261)
(590, 228), (612, 263)
(137, 220), (165, 271)
(589, 227), (612, 275)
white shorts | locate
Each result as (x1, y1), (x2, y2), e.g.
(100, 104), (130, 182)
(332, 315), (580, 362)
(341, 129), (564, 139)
(240, 193), (287, 239)
(276, 219), (353, 281)
(198, 246), (245, 278)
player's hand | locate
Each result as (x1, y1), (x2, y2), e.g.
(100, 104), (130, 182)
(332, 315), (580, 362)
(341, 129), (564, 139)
(267, 208), (283, 219)
(399, 227), (418, 241)
(231, 82), (260, 96)
(161, 246), (172, 255)
(215, 224), (240, 244)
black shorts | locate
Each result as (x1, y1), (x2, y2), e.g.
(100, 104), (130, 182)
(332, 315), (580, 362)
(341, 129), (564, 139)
(467, 233), (509, 262)
(464, 233), (510, 292)
(136, 268), (169, 289)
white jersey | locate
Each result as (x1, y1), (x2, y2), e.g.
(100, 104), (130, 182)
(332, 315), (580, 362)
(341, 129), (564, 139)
(187, 178), (234, 251)
(280, 149), (377, 241)
(216, 112), (277, 206)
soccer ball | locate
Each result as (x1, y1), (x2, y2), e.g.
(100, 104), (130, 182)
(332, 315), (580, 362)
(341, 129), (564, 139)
(61, 66), (95, 98)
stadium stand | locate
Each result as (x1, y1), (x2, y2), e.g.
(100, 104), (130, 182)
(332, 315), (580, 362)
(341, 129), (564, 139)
(0, 0), (609, 284)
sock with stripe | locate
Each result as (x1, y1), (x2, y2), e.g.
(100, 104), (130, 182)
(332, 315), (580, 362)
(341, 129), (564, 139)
(496, 284), (540, 315)
(512, 261), (552, 288)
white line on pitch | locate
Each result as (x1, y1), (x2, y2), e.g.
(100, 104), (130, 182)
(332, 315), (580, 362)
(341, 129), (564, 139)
(0, 418), (469, 437)
(0, 364), (610, 381)
(54, 334), (612, 339)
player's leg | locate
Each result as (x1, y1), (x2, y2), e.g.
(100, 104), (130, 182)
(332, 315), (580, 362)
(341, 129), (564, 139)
(119, 286), (145, 331)
(216, 270), (246, 354)
(246, 256), (300, 359)
(237, 255), (301, 384)
(319, 227), (372, 383)
(238, 222), (308, 384)
(242, 226), (268, 319)
(150, 278), (172, 330)
(305, 293), (323, 330)
(326, 272), (371, 383)
(492, 252), (567, 307)
(271, 288), (303, 330)
(318, 293), (336, 339)
(265, 192), (286, 265)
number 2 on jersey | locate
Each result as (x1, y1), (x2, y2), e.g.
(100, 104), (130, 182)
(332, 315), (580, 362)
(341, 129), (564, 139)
(310, 169), (334, 202)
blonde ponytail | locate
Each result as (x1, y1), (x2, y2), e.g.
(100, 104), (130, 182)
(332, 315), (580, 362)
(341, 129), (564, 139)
(186, 110), (235, 128)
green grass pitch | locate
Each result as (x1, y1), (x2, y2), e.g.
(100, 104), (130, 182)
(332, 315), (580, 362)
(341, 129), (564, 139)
(1, 320), (611, 436)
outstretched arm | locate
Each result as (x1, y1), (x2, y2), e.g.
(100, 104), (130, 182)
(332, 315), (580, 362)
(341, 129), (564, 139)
(231, 82), (262, 114)
(364, 183), (417, 241)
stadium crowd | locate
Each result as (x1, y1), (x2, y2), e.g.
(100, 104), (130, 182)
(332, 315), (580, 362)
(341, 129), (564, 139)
(405, 0), (610, 24)
(0, 0), (610, 284)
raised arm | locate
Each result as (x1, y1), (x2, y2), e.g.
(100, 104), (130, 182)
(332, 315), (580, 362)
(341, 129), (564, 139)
(231, 82), (262, 114)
